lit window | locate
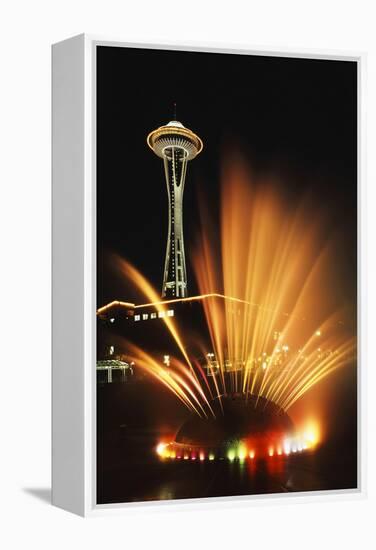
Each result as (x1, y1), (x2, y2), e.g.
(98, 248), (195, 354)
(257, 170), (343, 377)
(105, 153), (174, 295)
(142, 313), (148, 320)
(167, 310), (174, 317)
(151, 312), (157, 319)
(158, 311), (165, 318)
(135, 315), (140, 321)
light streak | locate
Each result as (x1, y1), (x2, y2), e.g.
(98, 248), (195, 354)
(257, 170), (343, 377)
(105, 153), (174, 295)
(111, 257), (197, 372)
(124, 342), (208, 417)
(192, 156), (356, 413)
(103, 155), (356, 434)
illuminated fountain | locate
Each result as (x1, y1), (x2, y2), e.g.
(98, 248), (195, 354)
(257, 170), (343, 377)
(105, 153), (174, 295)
(98, 154), (356, 463)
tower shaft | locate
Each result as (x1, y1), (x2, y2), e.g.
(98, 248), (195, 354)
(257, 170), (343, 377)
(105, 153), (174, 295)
(162, 146), (188, 298)
(147, 118), (203, 299)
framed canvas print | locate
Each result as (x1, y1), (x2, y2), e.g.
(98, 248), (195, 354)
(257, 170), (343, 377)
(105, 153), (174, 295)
(52, 35), (365, 516)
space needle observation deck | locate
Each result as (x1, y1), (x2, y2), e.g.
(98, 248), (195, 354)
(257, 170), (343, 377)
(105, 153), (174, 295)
(147, 117), (203, 298)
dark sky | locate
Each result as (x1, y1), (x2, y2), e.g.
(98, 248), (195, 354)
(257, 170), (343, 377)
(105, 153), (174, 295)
(96, 46), (357, 307)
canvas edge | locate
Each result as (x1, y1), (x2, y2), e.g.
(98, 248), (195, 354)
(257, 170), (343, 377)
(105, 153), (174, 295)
(52, 33), (86, 516)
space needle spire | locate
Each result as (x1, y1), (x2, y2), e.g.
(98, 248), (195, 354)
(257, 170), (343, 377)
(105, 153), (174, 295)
(147, 113), (203, 298)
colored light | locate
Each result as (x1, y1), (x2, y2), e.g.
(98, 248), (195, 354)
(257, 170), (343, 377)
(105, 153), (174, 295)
(199, 451), (205, 461)
(208, 453), (215, 461)
(238, 444), (247, 461)
(305, 431), (316, 445)
(283, 439), (291, 455)
(227, 449), (236, 461)
(156, 442), (168, 457)
(268, 447), (274, 457)
(249, 450), (255, 459)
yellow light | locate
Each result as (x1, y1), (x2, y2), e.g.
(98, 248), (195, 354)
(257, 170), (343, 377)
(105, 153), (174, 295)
(227, 449), (236, 461)
(316, 330), (321, 336)
(96, 300), (135, 315)
(249, 450), (255, 459)
(147, 124), (203, 157)
(238, 444), (247, 461)
(134, 292), (253, 310)
(303, 420), (320, 448)
(208, 453), (215, 461)
(156, 442), (168, 457)
(268, 447), (274, 457)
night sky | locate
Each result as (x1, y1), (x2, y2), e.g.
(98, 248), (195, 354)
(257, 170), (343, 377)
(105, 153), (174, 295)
(96, 46), (357, 307)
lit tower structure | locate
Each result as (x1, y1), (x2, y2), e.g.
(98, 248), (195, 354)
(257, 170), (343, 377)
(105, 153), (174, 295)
(147, 116), (203, 298)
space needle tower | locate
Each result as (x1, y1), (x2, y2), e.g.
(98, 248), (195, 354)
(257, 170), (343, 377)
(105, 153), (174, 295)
(147, 111), (203, 298)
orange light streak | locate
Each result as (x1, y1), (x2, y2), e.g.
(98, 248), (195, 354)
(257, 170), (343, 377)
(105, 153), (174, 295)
(103, 154), (356, 425)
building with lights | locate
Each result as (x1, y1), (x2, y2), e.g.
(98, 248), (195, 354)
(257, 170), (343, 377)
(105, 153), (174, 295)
(97, 294), (219, 365)
(97, 293), (297, 376)
(147, 119), (203, 298)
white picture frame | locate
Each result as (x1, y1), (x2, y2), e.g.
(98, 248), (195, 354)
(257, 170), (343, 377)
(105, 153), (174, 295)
(52, 34), (366, 517)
